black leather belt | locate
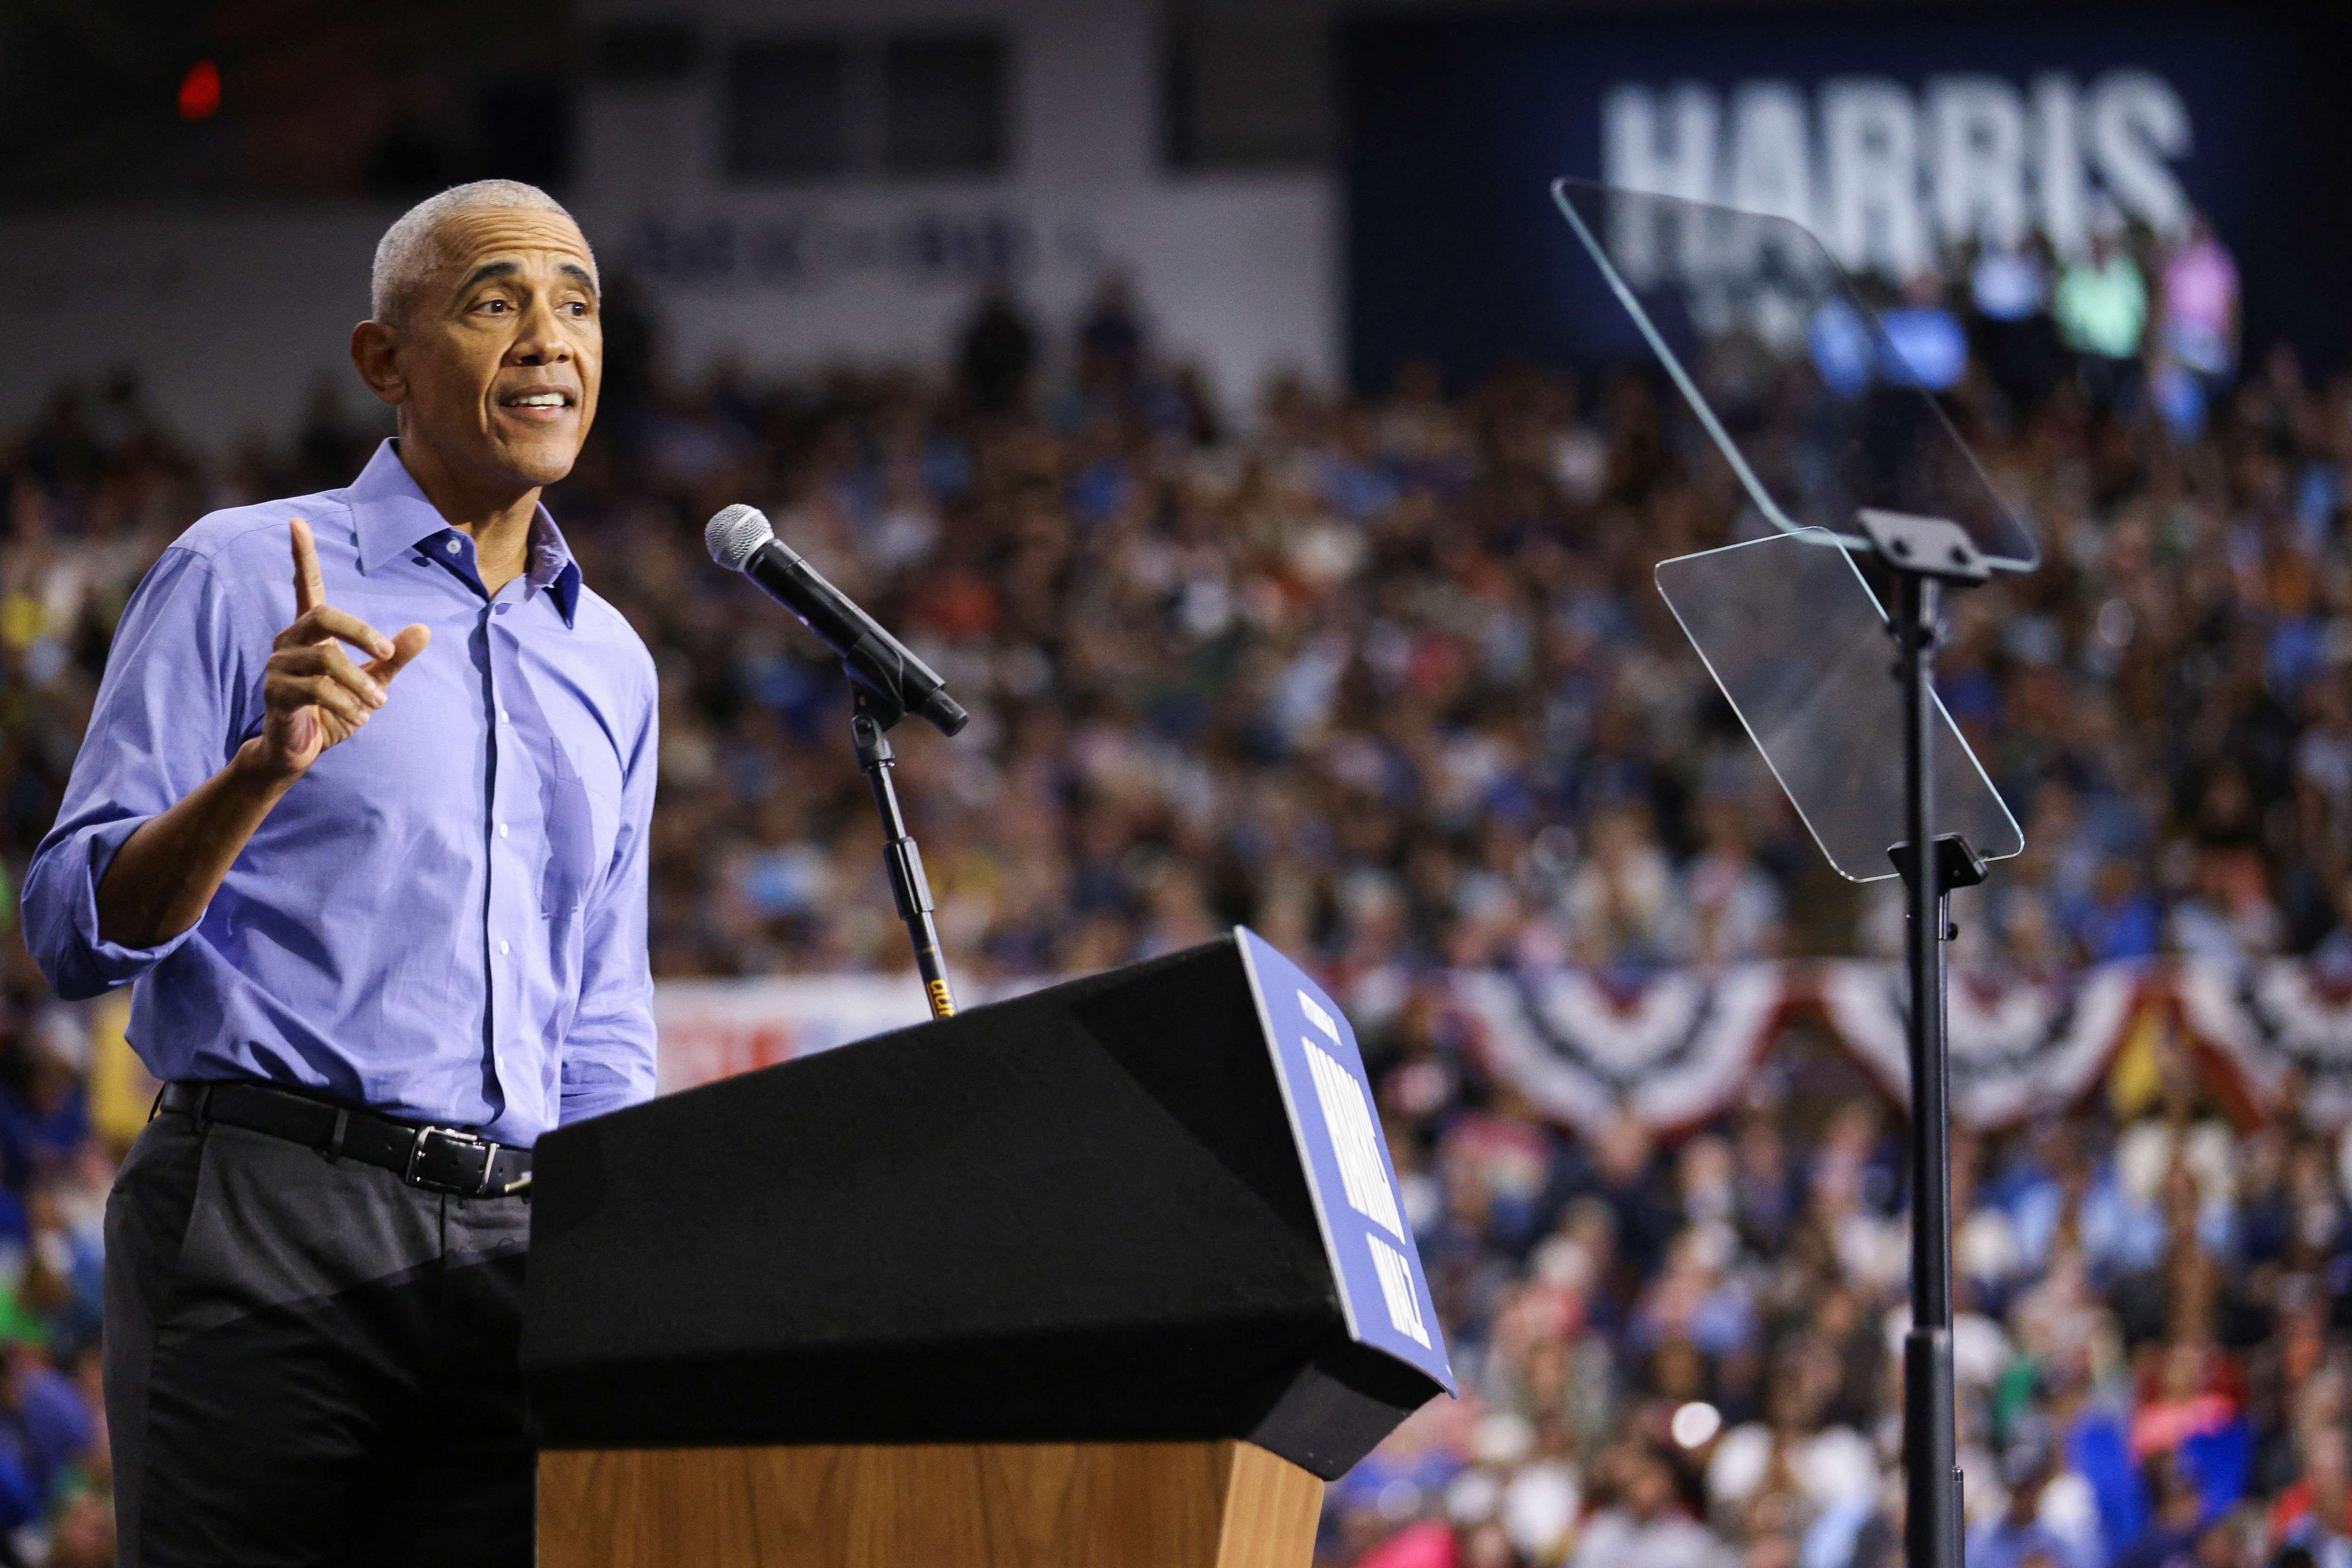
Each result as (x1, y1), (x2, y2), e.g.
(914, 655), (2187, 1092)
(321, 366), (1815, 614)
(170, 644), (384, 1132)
(156, 1081), (531, 1199)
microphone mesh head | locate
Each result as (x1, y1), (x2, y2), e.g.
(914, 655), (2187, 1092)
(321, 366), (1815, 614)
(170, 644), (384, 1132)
(705, 504), (774, 572)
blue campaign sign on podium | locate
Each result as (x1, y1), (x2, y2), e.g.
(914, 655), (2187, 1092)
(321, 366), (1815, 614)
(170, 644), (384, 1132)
(1235, 927), (1455, 1394)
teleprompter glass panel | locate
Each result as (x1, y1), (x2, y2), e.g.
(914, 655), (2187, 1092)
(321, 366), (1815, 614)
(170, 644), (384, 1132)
(1654, 529), (2022, 883)
(1552, 179), (2038, 573)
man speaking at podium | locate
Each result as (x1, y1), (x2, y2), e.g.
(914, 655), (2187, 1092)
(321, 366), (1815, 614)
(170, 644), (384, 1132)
(22, 180), (657, 1564)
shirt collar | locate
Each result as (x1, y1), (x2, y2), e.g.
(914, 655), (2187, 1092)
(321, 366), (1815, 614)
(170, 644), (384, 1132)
(522, 511), (584, 626)
(347, 438), (583, 627)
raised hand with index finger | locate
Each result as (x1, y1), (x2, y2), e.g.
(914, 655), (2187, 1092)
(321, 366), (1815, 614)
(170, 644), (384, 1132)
(259, 518), (432, 780)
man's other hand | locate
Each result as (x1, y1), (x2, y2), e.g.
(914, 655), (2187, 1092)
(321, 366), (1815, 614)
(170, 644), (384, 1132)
(258, 519), (431, 780)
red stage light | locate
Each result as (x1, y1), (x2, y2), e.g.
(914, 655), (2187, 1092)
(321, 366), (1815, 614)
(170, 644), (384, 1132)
(178, 60), (221, 121)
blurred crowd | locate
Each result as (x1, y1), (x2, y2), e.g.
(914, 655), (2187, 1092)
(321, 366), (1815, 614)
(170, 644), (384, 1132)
(1344, 1057), (2352, 1568)
(0, 202), (2338, 1561)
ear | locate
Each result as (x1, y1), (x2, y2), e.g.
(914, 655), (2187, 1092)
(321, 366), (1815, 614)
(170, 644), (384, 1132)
(350, 319), (408, 408)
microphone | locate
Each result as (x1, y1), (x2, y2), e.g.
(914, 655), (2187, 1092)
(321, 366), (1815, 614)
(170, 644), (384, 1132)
(705, 504), (969, 736)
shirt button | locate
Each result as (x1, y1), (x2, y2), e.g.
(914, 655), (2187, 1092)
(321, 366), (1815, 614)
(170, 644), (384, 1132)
(498, 823), (509, 838)
(499, 939), (511, 956)
(499, 708), (510, 724)
(445, 538), (462, 555)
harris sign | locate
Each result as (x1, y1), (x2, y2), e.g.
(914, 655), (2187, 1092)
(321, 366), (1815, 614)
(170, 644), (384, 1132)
(1344, 8), (2333, 390)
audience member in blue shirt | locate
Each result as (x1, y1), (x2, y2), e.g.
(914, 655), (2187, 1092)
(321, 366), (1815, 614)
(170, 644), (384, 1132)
(0, 1339), (92, 1519)
(2117, 1453), (2207, 1568)
(0, 1044), (87, 1194)
(1970, 1448), (2090, 1568)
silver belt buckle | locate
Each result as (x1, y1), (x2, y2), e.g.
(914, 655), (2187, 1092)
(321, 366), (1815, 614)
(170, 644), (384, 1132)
(405, 1125), (499, 1195)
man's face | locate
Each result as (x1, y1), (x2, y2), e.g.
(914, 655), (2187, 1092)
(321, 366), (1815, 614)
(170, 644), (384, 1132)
(370, 207), (602, 491)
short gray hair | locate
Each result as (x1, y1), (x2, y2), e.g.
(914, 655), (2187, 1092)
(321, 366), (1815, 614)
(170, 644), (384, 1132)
(369, 179), (598, 325)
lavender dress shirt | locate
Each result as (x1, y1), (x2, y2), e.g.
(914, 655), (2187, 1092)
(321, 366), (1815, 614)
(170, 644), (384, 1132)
(24, 440), (658, 1146)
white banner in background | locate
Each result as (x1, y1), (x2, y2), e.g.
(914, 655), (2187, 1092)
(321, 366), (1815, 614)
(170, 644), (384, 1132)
(1448, 965), (1788, 1139)
(1818, 961), (2144, 1128)
(653, 973), (1056, 1093)
(653, 976), (941, 1094)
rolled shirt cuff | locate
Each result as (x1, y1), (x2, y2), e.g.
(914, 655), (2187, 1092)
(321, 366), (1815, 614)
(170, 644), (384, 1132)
(50, 817), (196, 997)
(557, 1060), (657, 1128)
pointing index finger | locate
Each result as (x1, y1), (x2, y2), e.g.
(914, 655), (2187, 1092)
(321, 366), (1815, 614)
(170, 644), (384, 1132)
(291, 604), (395, 661)
(290, 517), (326, 618)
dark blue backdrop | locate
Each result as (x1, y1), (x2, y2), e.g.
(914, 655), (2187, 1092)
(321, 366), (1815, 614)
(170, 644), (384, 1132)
(1343, 6), (2349, 393)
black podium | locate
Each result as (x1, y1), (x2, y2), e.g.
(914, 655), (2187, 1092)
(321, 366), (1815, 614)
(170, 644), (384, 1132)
(523, 931), (1453, 1567)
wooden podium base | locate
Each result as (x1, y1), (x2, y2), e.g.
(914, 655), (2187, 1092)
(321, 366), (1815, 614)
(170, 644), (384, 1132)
(538, 1439), (1324, 1568)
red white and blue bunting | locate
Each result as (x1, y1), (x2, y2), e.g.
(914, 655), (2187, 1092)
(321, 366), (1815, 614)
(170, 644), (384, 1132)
(644, 956), (2352, 1134)
(1448, 965), (1788, 1140)
(1816, 962), (2145, 1128)
(2173, 959), (2352, 1127)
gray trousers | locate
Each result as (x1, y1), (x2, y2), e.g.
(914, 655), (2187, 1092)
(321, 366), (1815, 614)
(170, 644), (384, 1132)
(103, 1110), (533, 1567)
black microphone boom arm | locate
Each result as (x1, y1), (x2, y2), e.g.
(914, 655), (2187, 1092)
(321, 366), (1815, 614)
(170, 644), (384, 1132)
(760, 545), (962, 734)
(704, 503), (969, 737)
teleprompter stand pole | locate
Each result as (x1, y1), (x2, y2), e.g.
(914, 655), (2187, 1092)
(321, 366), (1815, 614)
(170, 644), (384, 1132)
(851, 692), (957, 1019)
(1860, 510), (1992, 1568)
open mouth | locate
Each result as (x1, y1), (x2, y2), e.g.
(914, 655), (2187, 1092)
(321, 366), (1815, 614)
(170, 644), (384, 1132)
(497, 388), (578, 421)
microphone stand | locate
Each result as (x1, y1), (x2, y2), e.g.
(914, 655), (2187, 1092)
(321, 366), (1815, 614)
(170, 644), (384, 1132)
(850, 692), (957, 1019)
